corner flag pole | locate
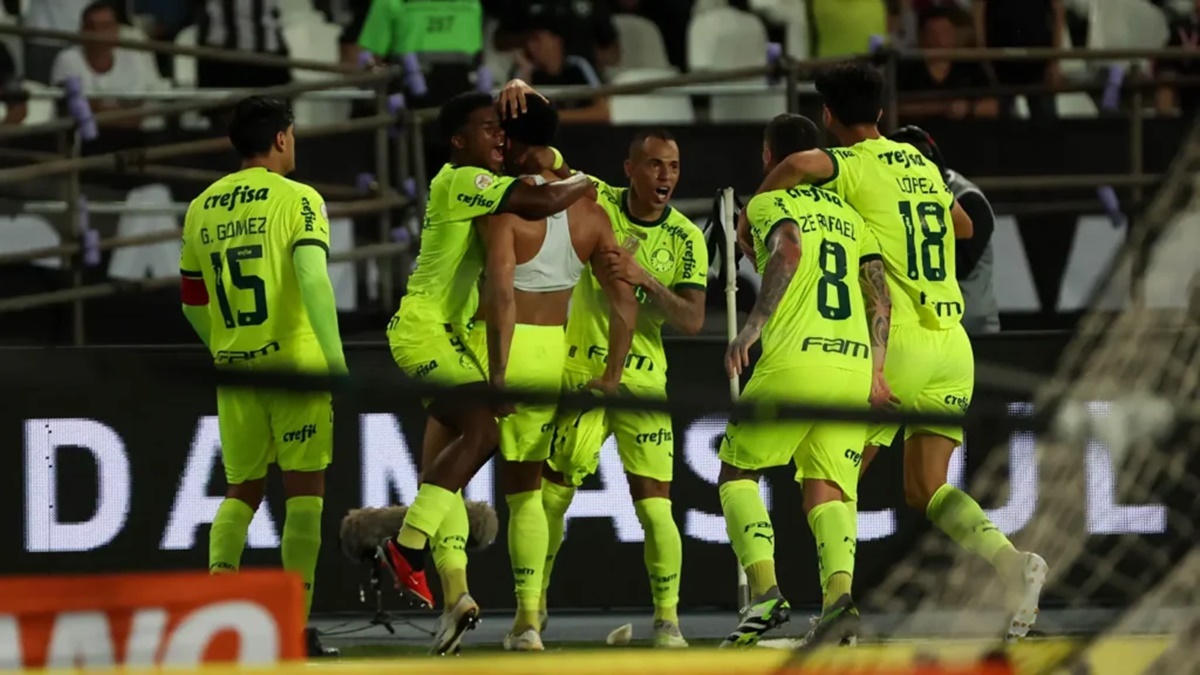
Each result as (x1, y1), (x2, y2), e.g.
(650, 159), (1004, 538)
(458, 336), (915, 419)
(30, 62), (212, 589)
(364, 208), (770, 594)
(721, 186), (751, 615)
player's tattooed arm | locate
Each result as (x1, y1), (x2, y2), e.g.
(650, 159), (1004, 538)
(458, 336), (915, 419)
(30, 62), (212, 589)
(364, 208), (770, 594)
(727, 222), (801, 377)
(860, 259), (891, 368)
(479, 214), (518, 414)
(602, 248), (705, 334)
(755, 150), (835, 194)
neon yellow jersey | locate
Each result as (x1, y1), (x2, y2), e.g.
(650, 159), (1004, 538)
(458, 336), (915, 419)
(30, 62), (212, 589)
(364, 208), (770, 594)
(817, 137), (961, 329)
(180, 167), (331, 369)
(395, 163), (518, 326)
(563, 177), (708, 388)
(746, 186), (879, 375)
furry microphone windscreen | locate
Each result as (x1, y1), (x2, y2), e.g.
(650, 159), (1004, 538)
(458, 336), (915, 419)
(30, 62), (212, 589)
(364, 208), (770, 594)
(339, 501), (500, 561)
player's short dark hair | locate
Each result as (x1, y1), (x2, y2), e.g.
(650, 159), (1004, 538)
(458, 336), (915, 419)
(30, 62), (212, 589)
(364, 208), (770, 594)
(764, 113), (823, 160)
(917, 6), (958, 30)
(890, 124), (947, 176)
(501, 95), (559, 147)
(628, 128), (676, 157)
(438, 91), (495, 143)
(228, 96), (294, 159)
(815, 62), (885, 127)
(81, 0), (118, 23)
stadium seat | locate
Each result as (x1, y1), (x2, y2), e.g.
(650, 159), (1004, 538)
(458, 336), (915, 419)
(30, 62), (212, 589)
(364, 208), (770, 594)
(609, 68), (695, 124)
(174, 25), (197, 88)
(0, 215), (61, 269)
(21, 81), (56, 126)
(611, 15), (670, 74)
(482, 18), (516, 89)
(328, 218), (358, 310)
(108, 184), (180, 281)
(687, 7), (769, 71)
(1086, 0), (1169, 73)
(1057, 92), (1100, 118)
(276, 0), (321, 26)
(693, 0), (729, 14)
(283, 18), (350, 128)
(749, 0), (810, 57)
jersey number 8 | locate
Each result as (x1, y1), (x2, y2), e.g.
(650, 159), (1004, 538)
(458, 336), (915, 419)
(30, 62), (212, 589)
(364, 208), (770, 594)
(210, 245), (269, 328)
(898, 200), (948, 282)
(817, 240), (851, 321)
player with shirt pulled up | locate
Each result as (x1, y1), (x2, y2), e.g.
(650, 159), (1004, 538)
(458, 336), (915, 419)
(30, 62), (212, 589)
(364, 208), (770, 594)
(749, 62), (1046, 644)
(379, 90), (593, 655)
(473, 96), (638, 652)
(179, 96), (344, 659)
(720, 113), (890, 649)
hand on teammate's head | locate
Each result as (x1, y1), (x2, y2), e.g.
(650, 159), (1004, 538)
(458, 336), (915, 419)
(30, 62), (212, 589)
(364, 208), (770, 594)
(496, 79), (546, 119)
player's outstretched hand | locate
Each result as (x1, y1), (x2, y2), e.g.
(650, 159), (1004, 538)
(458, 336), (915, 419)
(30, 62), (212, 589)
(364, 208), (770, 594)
(497, 79), (547, 119)
(601, 248), (649, 287)
(869, 370), (900, 410)
(726, 324), (761, 378)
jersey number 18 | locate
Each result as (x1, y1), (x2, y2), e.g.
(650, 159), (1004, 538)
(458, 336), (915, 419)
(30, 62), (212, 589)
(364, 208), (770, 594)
(210, 245), (269, 328)
(898, 200), (948, 282)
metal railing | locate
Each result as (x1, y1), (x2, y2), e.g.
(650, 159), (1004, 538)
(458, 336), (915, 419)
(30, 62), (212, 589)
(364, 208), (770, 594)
(0, 24), (1193, 343)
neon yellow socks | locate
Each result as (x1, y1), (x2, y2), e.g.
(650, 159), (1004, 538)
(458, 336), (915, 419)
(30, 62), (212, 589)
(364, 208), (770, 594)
(633, 498), (682, 623)
(719, 480), (776, 597)
(397, 482), (459, 551)
(281, 496), (323, 621)
(925, 483), (1020, 576)
(431, 491), (470, 602)
(507, 490), (548, 632)
(540, 479), (575, 597)
(807, 500), (856, 608)
(209, 498), (254, 574)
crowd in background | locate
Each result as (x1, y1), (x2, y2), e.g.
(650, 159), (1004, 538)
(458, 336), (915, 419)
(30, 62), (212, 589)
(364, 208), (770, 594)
(0, 0), (1196, 128)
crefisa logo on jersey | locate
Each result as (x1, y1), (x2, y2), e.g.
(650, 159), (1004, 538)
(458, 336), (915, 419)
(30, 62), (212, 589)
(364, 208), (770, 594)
(203, 185), (270, 212)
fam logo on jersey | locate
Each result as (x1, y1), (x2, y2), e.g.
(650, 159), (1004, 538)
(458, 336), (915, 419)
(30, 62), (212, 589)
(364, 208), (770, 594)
(649, 248), (674, 273)
(474, 173), (494, 191)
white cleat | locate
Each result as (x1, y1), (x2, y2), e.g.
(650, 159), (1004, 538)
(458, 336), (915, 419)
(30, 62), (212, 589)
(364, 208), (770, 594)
(653, 620), (689, 648)
(503, 628), (545, 652)
(1006, 552), (1048, 641)
(431, 593), (480, 655)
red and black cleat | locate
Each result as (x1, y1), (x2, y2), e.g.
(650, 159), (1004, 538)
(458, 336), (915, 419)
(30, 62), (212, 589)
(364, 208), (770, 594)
(376, 539), (435, 609)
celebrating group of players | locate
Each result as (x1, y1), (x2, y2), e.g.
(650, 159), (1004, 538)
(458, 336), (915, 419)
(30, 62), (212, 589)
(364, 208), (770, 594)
(178, 60), (1047, 658)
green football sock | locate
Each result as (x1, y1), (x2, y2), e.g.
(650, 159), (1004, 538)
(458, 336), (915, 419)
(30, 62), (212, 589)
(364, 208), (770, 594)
(431, 490), (470, 603)
(282, 496), (323, 622)
(926, 484), (1019, 573)
(633, 497), (682, 622)
(719, 480), (776, 597)
(397, 482), (459, 551)
(540, 479), (575, 596)
(807, 500), (856, 608)
(209, 498), (254, 574)
(506, 490), (548, 633)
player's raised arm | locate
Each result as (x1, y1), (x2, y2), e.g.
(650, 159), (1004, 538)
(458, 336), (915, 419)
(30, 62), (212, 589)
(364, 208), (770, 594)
(502, 171), (593, 220)
(477, 213), (518, 403)
(290, 190), (347, 374)
(951, 199), (974, 239)
(587, 210), (637, 393)
(179, 207), (212, 349)
(755, 149), (837, 194)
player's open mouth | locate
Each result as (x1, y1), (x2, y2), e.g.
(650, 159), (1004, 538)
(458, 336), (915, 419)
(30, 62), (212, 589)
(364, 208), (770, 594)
(491, 148), (504, 165)
(654, 186), (672, 201)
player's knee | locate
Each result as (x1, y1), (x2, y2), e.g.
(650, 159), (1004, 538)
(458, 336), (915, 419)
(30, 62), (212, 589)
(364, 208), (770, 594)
(627, 474), (670, 501)
(226, 478), (266, 508)
(903, 474), (942, 512)
(462, 415), (499, 453)
(717, 462), (760, 486)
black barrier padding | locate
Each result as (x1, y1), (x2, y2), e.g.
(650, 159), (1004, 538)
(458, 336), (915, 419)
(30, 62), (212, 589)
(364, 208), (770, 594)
(0, 333), (1183, 614)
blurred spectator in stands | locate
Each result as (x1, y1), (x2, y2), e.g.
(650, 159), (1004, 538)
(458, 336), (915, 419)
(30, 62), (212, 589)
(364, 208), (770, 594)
(891, 0), (971, 47)
(810, 0), (888, 57)
(510, 16), (609, 123)
(612, 0), (690, 70)
(132, 0), (189, 40)
(492, 0), (620, 70)
(357, 0), (483, 106)
(182, 0), (290, 91)
(972, 0), (1064, 121)
(51, 0), (170, 128)
(0, 42), (27, 125)
(24, 0), (92, 84)
(1155, 0), (1200, 117)
(897, 7), (998, 120)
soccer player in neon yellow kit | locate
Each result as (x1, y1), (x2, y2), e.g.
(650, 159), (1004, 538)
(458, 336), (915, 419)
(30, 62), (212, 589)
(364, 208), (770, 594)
(531, 127), (708, 648)
(719, 113), (891, 649)
(377, 90), (593, 655)
(750, 62), (1047, 642)
(179, 96), (344, 658)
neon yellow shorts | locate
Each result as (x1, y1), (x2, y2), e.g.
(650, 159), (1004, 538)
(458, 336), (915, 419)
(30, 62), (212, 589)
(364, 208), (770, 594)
(388, 318), (486, 394)
(487, 322), (567, 463)
(217, 387), (333, 484)
(867, 322), (974, 447)
(719, 366), (870, 501)
(545, 370), (673, 487)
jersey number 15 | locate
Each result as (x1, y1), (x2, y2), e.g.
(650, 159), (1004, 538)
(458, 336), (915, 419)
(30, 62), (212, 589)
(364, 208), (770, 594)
(210, 245), (268, 328)
(898, 200), (948, 282)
